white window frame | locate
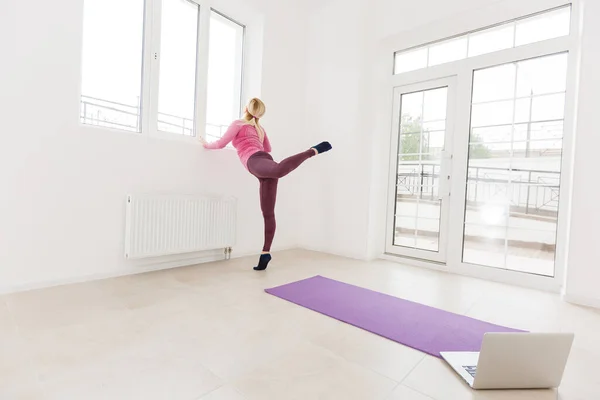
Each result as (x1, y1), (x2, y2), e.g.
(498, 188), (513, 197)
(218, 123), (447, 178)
(210, 10), (245, 127)
(393, 4), (572, 75)
(81, 0), (261, 144)
(204, 9), (246, 143)
(380, 0), (581, 293)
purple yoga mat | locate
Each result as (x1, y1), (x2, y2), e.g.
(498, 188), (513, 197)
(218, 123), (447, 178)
(265, 275), (523, 358)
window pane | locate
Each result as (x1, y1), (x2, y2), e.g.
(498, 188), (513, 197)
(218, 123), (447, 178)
(394, 48), (428, 74)
(529, 121), (563, 141)
(465, 202), (508, 227)
(392, 7), (571, 76)
(472, 125), (513, 143)
(394, 87), (448, 252)
(469, 142), (512, 159)
(399, 133), (421, 154)
(468, 23), (514, 57)
(506, 227), (556, 276)
(423, 88), (447, 121)
(463, 54), (567, 277)
(428, 37), (467, 66)
(514, 98), (531, 123)
(471, 100), (514, 127)
(512, 139), (563, 160)
(472, 124), (533, 146)
(423, 120), (446, 131)
(463, 224), (508, 269)
(531, 94), (565, 122)
(400, 92), (424, 122)
(80, 0), (145, 132)
(517, 53), (568, 97)
(515, 7), (571, 46)
(157, 0), (199, 136)
(206, 11), (245, 141)
(423, 131), (445, 154)
(472, 64), (516, 103)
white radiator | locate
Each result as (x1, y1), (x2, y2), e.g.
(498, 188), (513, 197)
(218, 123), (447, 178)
(125, 194), (236, 259)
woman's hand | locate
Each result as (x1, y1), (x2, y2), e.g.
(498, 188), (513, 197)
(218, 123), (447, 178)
(199, 136), (208, 148)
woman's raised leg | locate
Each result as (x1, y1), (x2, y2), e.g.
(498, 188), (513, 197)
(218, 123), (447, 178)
(247, 141), (332, 180)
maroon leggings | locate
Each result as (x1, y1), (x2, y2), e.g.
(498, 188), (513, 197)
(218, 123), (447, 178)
(247, 150), (315, 252)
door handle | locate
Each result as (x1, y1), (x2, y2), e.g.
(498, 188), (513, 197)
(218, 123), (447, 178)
(438, 151), (452, 200)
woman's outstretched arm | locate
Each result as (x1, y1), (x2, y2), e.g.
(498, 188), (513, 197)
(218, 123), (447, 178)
(202, 121), (242, 149)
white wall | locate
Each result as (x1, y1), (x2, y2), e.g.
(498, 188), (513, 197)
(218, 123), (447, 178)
(0, 0), (310, 292)
(298, 0), (375, 259)
(564, 0), (600, 308)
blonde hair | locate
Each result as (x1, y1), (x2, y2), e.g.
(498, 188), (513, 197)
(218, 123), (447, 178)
(241, 98), (266, 141)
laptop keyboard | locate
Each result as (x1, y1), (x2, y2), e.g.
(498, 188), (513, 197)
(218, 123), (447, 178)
(463, 365), (477, 378)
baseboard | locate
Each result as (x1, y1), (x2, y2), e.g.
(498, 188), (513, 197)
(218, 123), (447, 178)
(563, 293), (600, 310)
(380, 253), (562, 293)
(0, 245), (297, 295)
(380, 253), (449, 272)
(298, 245), (370, 261)
(228, 245), (296, 259)
(0, 252), (220, 295)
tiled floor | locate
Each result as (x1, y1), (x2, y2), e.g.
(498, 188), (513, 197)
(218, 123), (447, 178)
(1, 250), (599, 399)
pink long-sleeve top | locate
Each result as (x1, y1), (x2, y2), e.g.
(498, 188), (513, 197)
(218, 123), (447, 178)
(203, 120), (271, 169)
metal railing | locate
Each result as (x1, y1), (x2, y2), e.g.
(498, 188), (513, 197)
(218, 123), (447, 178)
(397, 163), (560, 217)
(80, 95), (141, 132)
(80, 96), (229, 137)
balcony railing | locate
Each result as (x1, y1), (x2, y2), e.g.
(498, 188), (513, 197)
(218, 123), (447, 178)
(396, 162), (560, 218)
(80, 95), (229, 139)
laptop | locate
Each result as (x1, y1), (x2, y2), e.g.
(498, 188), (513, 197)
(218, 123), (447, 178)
(440, 332), (574, 390)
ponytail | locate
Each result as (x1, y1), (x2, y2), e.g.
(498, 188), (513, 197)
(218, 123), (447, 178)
(240, 98), (266, 141)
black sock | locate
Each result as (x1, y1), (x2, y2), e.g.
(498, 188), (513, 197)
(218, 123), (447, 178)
(254, 253), (272, 271)
(312, 141), (332, 154)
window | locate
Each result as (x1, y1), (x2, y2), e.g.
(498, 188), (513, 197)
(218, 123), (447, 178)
(387, 3), (576, 285)
(80, 0), (246, 140)
(157, 0), (200, 136)
(393, 5), (571, 75)
(428, 37), (467, 67)
(80, 0), (145, 132)
(394, 87), (449, 252)
(205, 11), (245, 142)
(467, 24), (514, 58)
(462, 53), (568, 276)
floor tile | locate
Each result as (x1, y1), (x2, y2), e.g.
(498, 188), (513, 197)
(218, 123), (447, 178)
(556, 346), (600, 400)
(0, 308), (38, 395)
(0, 299), (17, 335)
(200, 386), (247, 400)
(233, 341), (397, 400)
(7, 282), (126, 333)
(311, 322), (425, 382)
(0, 383), (46, 400)
(93, 269), (192, 310)
(386, 385), (434, 400)
(20, 308), (145, 383)
(42, 358), (222, 400)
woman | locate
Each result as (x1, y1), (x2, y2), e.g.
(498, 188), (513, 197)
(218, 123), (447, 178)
(200, 98), (332, 271)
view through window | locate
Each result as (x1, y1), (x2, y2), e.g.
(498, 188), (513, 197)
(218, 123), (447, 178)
(80, 0), (245, 139)
(462, 53), (568, 276)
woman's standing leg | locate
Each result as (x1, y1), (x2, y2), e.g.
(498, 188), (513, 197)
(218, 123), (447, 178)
(255, 178), (278, 271)
(260, 178), (278, 253)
